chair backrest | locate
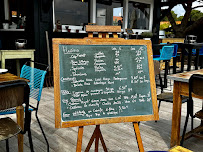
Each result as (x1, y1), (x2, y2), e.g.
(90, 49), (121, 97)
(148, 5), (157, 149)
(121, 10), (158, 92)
(200, 46), (203, 55)
(0, 80), (29, 110)
(188, 74), (203, 116)
(20, 65), (47, 101)
(189, 74), (203, 97)
(159, 45), (174, 60)
(171, 44), (178, 57)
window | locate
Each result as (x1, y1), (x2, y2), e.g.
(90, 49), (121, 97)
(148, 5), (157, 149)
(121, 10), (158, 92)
(128, 1), (150, 30)
(54, 0), (89, 25)
(113, 7), (123, 26)
(96, 0), (123, 27)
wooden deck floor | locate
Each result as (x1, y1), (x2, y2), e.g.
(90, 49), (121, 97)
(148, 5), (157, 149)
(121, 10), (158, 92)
(0, 85), (203, 152)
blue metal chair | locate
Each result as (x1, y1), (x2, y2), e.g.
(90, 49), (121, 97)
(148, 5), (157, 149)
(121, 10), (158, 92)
(153, 45), (174, 88)
(20, 61), (50, 152)
(153, 45), (174, 61)
(171, 44), (178, 58)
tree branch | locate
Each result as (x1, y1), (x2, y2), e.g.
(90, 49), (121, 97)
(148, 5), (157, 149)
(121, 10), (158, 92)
(192, 5), (203, 9)
(182, 3), (187, 10)
(185, 16), (203, 34)
(181, 2), (192, 27)
(167, 12), (177, 28)
(160, 4), (176, 21)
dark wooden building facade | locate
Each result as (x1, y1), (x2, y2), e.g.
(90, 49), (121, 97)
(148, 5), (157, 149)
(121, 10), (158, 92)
(0, 0), (181, 72)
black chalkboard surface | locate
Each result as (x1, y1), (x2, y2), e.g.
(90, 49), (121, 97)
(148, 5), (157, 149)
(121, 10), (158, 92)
(59, 45), (152, 121)
(53, 38), (158, 128)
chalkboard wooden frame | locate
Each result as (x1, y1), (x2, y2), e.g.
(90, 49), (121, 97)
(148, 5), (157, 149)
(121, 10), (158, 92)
(53, 38), (158, 128)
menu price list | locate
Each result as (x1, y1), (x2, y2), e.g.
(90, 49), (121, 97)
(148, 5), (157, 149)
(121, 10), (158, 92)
(59, 45), (153, 121)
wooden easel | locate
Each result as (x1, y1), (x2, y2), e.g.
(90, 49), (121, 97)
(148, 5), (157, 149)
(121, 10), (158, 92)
(76, 122), (144, 152)
(75, 25), (144, 152)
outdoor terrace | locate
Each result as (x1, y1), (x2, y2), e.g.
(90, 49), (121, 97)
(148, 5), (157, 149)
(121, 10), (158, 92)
(0, 76), (202, 152)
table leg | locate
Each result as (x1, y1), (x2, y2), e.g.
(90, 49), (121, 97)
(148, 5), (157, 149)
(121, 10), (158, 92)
(181, 47), (185, 72)
(170, 81), (182, 147)
(16, 105), (24, 152)
(173, 57), (177, 74)
(187, 48), (192, 71)
(1, 57), (5, 69)
(31, 55), (34, 68)
(164, 60), (169, 88)
(16, 59), (20, 76)
(200, 56), (203, 69)
(195, 49), (200, 70)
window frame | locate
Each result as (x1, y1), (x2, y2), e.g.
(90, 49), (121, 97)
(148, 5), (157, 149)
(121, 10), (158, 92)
(125, 0), (154, 34)
(53, 0), (154, 35)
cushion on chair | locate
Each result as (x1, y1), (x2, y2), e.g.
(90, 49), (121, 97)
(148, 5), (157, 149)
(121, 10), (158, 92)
(0, 117), (21, 141)
(157, 92), (188, 103)
(0, 86), (24, 110)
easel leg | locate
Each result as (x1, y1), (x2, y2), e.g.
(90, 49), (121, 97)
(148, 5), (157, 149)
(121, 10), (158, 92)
(85, 127), (97, 152)
(95, 125), (100, 152)
(76, 126), (84, 152)
(98, 128), (108, 152)
(85, 125), (108, 152)
(133, 122), (144, 152)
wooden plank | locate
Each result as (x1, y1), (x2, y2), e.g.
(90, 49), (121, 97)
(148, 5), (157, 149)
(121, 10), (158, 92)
(2, 87), (203, 152)
(170, 81), (182, 147)
(86, 25), (121, 33)
(0, 73), (27, 83)
(133, 122), (144, 152)
(76, 126), (84, 152)
(113, 33), (118, 38)
(53, 40), (61, 128)
(88, 33), (93, 38)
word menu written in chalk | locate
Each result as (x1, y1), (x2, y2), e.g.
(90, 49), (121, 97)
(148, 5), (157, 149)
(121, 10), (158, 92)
(59, 45), (152, 121)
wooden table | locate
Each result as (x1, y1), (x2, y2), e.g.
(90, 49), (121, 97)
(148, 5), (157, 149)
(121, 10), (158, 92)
(0, 49), (35, 76)
(168, 69), (203, 147)
(0, 73), (28, 152)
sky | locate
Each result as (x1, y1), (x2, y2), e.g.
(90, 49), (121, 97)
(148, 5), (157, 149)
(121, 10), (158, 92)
(113, 2), (203, 17)
(172, 1), (203, 17)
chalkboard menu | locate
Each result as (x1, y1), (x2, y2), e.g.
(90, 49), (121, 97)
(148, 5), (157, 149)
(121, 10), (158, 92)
(53, 38), (158, 128)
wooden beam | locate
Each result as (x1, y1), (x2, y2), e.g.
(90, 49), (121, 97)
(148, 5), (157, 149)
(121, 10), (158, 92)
(86, 25), (121, 33)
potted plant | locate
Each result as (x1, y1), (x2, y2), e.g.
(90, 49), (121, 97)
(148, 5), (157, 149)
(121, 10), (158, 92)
(141, 32), (153, 40)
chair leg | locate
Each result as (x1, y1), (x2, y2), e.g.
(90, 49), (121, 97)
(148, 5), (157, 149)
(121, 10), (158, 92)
(181, 112), (190, 146)
(155, 100), (162, 123)
(35, 112), (49, 152)
(158, 100), (162, 111)
(28, 128), (34, 152)
(6, 139), (9, 152)
(26, 110), (34, 152)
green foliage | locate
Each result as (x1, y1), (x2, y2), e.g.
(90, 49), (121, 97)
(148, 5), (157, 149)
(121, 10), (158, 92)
(160, 23), (170, 30)
(161, 11), (178, 21)
(177, 16), (184, 21)
(190, 10), (203, 21)
(171, 11), (178, 21)
(162, 16), (168, 21)
(141, 32), (153, 38)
